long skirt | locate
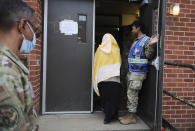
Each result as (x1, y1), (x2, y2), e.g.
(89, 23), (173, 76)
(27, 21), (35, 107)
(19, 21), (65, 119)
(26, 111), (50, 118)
(98, 81), (121, 122)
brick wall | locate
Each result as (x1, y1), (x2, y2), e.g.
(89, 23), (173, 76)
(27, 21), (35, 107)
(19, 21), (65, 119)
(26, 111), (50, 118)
(163, 0), (195, 130)
(22, 0), (42, 114)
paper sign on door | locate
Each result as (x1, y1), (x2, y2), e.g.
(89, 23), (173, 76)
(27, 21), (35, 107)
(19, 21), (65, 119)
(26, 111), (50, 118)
(59, 19), (78, 35)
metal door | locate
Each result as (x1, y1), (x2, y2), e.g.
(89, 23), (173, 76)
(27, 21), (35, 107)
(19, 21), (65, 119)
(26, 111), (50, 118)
(137, 0), (166, 130)
(42, 0), (94, 113)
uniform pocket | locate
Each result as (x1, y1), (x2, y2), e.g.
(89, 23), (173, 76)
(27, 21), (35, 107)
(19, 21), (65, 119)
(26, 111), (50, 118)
(0, 86), (10, 102)
(128, 80), (143, 90)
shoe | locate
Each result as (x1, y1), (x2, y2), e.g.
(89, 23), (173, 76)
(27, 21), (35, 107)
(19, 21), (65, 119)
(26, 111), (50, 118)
(119, 113), (130, 121)
(104, 120), (110, 124)
(112, 115), (118, 121)
(119, 112), (137, 125)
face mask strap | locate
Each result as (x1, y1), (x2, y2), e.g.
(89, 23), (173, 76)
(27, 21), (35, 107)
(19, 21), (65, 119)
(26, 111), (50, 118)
(21, 34), (25, 39)
(26, 22), (35, 34)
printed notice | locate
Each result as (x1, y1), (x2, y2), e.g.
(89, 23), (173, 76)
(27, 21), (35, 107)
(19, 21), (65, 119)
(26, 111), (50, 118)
(59, 19), (78, 35)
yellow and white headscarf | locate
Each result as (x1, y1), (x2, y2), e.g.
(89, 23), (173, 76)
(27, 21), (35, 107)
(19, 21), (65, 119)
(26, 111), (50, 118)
(93, 33), (121, 96)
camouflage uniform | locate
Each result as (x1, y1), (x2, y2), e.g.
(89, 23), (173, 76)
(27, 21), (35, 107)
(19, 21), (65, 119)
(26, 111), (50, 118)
(0, 44), (36, 131)
(127, 36), (156, 113)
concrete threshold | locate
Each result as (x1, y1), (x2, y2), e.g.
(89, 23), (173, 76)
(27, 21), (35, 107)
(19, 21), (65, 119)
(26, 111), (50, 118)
(38, 112), (150, 131)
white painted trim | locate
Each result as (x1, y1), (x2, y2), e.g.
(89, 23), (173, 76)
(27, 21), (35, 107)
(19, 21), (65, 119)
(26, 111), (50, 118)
(44, 111), (91, 115)
(42, 0), (48, 114)
(90, 0), (96, 113)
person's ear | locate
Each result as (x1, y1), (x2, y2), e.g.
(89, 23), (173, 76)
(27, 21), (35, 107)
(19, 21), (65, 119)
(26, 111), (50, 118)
(137, 27), (140, 32)
(17, 19), (26, 34)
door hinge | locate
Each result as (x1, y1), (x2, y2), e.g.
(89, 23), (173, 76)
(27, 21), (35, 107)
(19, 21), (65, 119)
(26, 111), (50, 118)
(151, 56), (159, 71)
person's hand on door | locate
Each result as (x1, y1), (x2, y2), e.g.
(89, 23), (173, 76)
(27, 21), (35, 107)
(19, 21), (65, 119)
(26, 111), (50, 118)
(150, 34), (159, 44)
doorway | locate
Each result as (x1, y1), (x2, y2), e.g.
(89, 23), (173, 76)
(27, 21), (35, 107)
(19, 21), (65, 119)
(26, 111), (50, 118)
(93, 0), (164, 130)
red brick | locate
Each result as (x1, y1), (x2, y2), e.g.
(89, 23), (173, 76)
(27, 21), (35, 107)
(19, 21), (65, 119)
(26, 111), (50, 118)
(166, 31), (174, 35)
(177, 83), (188, 87)
(181, 123), (192, 128)
(178, 55), (188, 59)
(191, 19), (195, 22)
(189, 37), (195, 41)
(184, 42), (194, 46)
(176, 110), (187, 114)
(167, 46), (178, 50)
(180, 8), (190, 13)
(162, 105), (171, 110)
(182, 114), (192, 118)
(186, 128), (195, 131)
(186, 119), (195, 122)
(173, 41), (183, 45)
(184, 79), (193, 82)
(188, 47), (195, 50)
(185, 32), (195, 37)
(185, 5), (195, 9)
(179, 27), (190, 31)
(165, 101), (176, 105)
(171, 106), (181, 110)
(175, 22), (185, 27)
(186, 14), (195, 19)
(172, 88), (183, 91)
(189, 74), (195, 78)
(165, 41), (174, 45)
(178, 128), (186, 131)
(183, 70), (193, 73)
(179, 37), (190, 41)
(182, 0), (191, 4)
(177, 92), (184, 96)
(184, 51), (194, 55)
(178, 74), (188, 78)
(188, 83), (195, 87)
(169, 26), (180, 31)
(26, 2), (37, 7)
(180, 18), (190, 22)
(167, 55), (178, 59)
(172, 123), (181, 128)
(165, 50), (173, 54)
(171, 114), (182, 118)
(173, 50), (183, 55)
(191, 9), (195, 13)
(167, 74), (177, 78)
(183, 88), (193, 91)
(168, 36), (179, 40)
(163, 115), (171, 119)
(167, 119), (176, 123)
(176, 119), (187, 123)
(189, 28), (195, 33)
(174, 32), (184, 36)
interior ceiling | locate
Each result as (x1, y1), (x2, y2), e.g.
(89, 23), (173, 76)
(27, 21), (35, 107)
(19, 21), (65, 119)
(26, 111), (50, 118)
(96, 0), (140, 16)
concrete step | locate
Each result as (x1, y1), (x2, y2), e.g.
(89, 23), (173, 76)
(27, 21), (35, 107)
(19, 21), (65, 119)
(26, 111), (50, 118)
(38, 112), (151, 131)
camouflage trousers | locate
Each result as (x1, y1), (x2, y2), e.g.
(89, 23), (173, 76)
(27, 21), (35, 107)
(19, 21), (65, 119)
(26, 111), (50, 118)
(126, 72), (146, 113)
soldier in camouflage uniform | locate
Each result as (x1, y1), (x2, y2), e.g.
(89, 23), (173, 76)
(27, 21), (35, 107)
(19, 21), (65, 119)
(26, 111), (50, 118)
(119, 20), (158, 125)
(0, 0), (39, 130)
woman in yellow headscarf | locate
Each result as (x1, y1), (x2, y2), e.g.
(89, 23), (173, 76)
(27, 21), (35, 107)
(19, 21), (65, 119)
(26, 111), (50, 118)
(93, 33), (121, 124)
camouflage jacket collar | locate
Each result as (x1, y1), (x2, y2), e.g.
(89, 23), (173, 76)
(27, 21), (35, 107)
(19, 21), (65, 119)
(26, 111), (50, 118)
(0, 44), (29, 74)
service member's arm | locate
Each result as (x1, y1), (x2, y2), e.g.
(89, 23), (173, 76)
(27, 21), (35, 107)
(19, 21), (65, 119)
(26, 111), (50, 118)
(144, 41), (156, 59)
(0, 71), (36, 131)
(144, 35), (158, 59)
(0, 72), (27, 131)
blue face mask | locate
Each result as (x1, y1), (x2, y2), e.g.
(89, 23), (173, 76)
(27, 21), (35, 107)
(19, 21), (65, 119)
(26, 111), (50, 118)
(20, 22), (36, 53)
